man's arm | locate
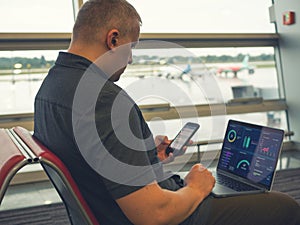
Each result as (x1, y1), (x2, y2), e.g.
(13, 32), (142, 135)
(116, 164), (215, 225)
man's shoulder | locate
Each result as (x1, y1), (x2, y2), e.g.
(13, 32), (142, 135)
(99, 81), (133, 102)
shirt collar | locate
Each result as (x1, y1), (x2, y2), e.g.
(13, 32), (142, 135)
(56, 51), (107, 78)
(56, 51), (92, 69)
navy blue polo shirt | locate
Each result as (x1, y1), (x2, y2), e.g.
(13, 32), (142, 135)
(34, 52), (181, 225)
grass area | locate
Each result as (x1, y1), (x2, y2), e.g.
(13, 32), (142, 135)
(0, 68), (49, 76)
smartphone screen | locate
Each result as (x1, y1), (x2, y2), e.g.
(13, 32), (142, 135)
(166, 122), (200, 156)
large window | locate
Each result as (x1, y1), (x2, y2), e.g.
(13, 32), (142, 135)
(128, 0), (275, 33)
(0, 50), (59, 114)
(82, 0), (274, 33)
(0, 0), (74, 32)
(117, 45), (287, 141)
(122, 46), (279, 105)
(0, 0), (287, 139)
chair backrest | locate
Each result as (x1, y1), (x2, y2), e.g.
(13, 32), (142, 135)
(0, 129), (31, 204)
(12, 126), (99, 225)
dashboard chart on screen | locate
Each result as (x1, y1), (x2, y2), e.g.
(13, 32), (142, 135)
(218, 120), (284, 187)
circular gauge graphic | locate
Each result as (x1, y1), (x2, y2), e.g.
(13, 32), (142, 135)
(237, 159), (250, 171)
(227, 129), (237, 143)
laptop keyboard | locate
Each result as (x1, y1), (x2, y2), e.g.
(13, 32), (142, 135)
(216, 173), (259, 192)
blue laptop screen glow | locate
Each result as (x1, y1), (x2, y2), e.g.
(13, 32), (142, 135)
(217, 120), (284, 189)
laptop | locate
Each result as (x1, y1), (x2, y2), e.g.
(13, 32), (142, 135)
(211, 119), (284, 197)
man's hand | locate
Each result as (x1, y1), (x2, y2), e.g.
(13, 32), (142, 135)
(184, 164), (215, 198)
(155, 135), (173, 163)
(155, 135), (192, 164)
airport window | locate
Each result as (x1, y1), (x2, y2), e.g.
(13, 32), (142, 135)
(0, 0), (288, 138)
(0, 0), (295, 184)
(0, 50), (58, 114)
(115, 45), (288, 140)
(82, 0), (275, 33)
(148, 111), (288, 145)
(127, 0), (275, 33)
(0, 0), (74, 32)
(122, 46), (280, 105)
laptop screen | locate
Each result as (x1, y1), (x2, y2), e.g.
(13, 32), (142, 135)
(217, 119), (284, 189)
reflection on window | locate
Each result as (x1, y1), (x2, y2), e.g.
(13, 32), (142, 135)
(0, 0), (74, 32)
(0, 50), (59, 114)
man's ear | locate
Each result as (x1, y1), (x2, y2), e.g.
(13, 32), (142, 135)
(106, 29), (119, 50)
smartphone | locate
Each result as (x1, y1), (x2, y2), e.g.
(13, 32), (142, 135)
(166, 122), (200, 157)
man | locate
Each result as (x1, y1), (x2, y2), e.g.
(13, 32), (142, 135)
(34, 0), (300, 224)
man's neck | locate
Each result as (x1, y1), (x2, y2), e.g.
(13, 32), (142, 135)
(67, 42), (106, 63)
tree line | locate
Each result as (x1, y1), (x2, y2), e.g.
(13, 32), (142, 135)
(0, 53), (274, 70)
(0, 56), (55, 70)
(132, 53), (275, 65)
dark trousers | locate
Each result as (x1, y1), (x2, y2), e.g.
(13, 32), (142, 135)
(182, 191), (300, 225)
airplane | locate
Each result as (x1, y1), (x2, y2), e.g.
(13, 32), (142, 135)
(126, 61), (209, 81)
(164, 63), (192, 79)
(154, 63), (217, 83)
(216, 55), (255, 78)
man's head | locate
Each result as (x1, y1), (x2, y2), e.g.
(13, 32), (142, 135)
(69, 0), (142, 81)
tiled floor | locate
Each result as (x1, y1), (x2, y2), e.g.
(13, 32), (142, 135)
(1, 150), (300, 212)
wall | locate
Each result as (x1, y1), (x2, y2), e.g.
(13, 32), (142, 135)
(273, 0), (300, 141)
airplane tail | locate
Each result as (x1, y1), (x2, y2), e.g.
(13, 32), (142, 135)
(182, 64), (192, 74)
(242, 55), (249, 67)
(242, 55), (255, 74)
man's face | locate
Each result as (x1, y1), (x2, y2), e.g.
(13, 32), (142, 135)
(109, 22), (140, 82)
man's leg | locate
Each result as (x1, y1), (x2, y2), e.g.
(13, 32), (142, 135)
(182, 191), (300, 225)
